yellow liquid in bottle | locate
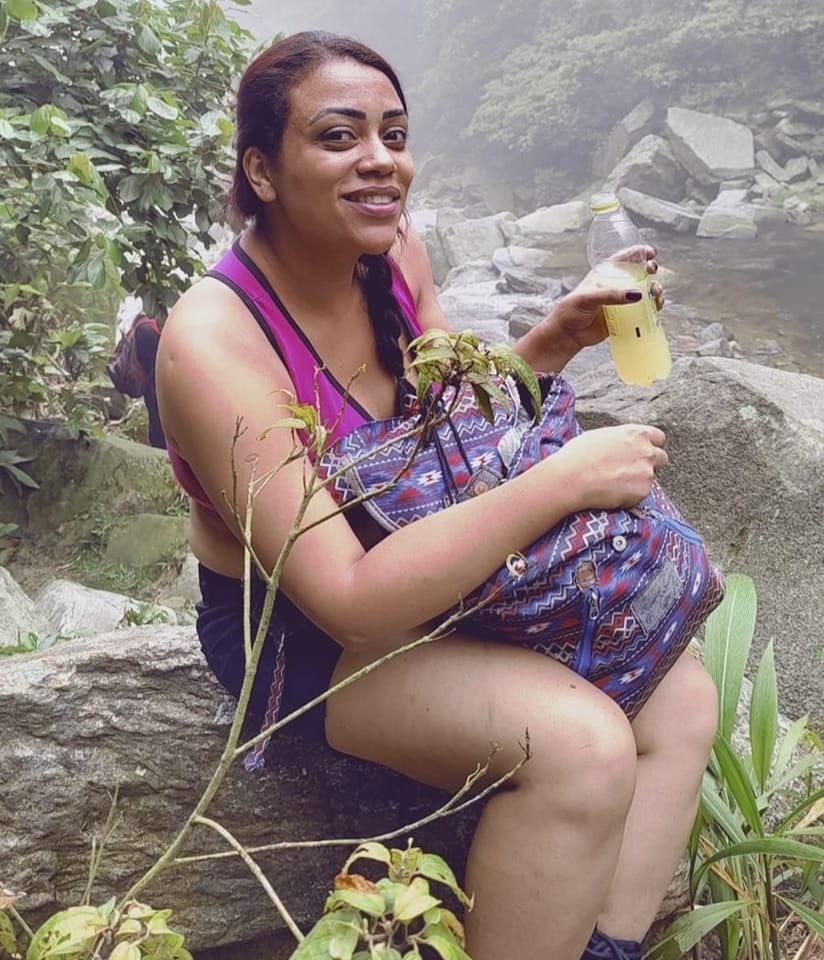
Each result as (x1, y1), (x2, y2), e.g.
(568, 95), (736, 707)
(593, 262), (671, 386)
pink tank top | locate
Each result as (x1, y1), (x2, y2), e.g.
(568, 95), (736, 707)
(167, 241), (423, 513)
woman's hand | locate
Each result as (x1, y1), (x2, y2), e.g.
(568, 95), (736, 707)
(516, 245), (664, 372)
(553, 422), (669, 510)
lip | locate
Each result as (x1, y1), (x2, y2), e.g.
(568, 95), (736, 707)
(342, 188), (402, 218)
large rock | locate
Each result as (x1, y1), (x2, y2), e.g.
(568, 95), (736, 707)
(594, 99), (658, 180)
(575, 357), (824, 721)
(7, 420), (179, 536)
(438, 215), (505, 270)
(0, 627), (477, 956)
(616, 187), (701, 233)
(666, 107), (755, 184)
(604, 135), (687, 202)
(34, 579), (141, 635)
(515, 201), (590, 237)
(0, 566), (50, 648)
(697, 189), (759, 239)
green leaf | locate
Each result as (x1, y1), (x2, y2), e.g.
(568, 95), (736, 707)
(711, 733), (764, 837)
(393, 879), (441, 923)
(703, 574), (757, 742)
(30, 105), (51, 135)
(416, 924), (471, 960)
(772, 713), (810, 788)
(700, 771), (747, 846)
(749, 639), (777, 792)
(8, 0), (38, 19)
(342, 842), (392, 874)
(777, 896), (824, 940)
(470, 383), (495, 423)
(648, 902), (748, 959)
(136, 24), (162, 57)
(328, 917), (360, 960)
(290, 911), (361, 960)
(776, 786), (824, 836)
(146, 97), (179, 121)
(416, 854), (472, 907)
(693, 836), (824, 888)
(325, 889), (386, 918)
(0, 913), (17, 956)
(0, 118), (15, 139)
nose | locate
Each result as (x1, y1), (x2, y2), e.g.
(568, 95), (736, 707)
(356, 134), (397, 176)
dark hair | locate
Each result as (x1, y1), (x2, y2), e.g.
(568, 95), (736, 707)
(231, 31), (410, 380)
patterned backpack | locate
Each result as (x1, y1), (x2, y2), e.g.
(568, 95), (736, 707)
(106, 314), (158, 398)
(317, 374), (725, 718)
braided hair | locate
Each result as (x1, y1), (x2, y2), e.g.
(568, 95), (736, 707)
(356, 253), (407, 380)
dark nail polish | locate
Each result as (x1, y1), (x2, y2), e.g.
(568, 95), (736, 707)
(625, 291), (643, 302)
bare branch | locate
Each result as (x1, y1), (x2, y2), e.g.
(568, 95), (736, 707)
(193, 816), (304, 944)
(175, 735), (530, 866)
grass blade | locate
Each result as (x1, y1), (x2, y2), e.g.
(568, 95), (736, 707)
(703, 574), (757, 742)
(647, 902), (749, 958)
(749, 640), (778, 793)
(693, 837), (824, 888)
(713, 734), (764, 837)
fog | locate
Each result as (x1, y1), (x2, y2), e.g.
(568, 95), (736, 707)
(221, 0), (824, 376)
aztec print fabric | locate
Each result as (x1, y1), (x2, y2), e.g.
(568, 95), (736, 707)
(317, 374), (725, 718)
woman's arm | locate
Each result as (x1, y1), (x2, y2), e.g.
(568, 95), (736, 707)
(395, 227), (662, 373)
(158, 277), (666, 655)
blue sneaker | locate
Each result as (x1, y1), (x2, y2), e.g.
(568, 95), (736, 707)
(580, 928), (644, 960)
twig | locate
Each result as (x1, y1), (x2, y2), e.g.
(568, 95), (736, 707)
(193, 816), (304, 944)
(9, 905), (33, 939)
(235, 592), (493, 759)
(82, 786), (121, 907)
(175, 736), (530, 865)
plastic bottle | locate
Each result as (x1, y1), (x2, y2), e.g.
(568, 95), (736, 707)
(586, 191), (671, 386)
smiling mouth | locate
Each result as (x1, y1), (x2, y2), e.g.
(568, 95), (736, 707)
(343, 190), (401, 206)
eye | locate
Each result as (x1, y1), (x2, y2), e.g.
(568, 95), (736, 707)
(320, 127), (357, 145)
(383, 126), (408, 147)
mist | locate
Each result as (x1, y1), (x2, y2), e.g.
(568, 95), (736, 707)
(222, 0), (824, 376)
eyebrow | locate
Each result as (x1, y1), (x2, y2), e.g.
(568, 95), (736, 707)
(309, 107), (407, 123)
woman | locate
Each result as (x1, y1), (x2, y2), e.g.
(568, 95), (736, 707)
(156, 32), (718, 960)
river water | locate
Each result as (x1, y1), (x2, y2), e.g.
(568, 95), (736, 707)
(654, 223), (824, 378)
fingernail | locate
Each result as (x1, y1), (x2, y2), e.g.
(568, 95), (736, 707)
(625, 291), (643, 302)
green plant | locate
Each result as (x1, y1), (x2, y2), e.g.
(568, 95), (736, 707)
(650, 574), (824, 960)
(0, 414), (39, 496)
(1, 896), (191, 960)
(119, 602), (174, 628)
(291, 842), (472, 960)
(0, 628), (79, 657)
(0, 0), (256, 422)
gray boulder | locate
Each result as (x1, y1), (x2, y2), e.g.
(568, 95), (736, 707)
(0, 626), (477, 956)
(697, 189), (759, 239)
(594, 99), (658, 180)
(0, 566), (50, 648)
(666, 108), (755, 183)
(616, 187), (701, 233)
(575, 357), (824, 721)
(605, 134), (687, 202)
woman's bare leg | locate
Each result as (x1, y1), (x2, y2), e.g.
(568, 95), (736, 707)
(326, 635), (638, 960)
(596, 651), (719, 941)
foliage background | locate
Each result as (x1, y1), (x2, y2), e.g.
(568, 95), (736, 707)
(0, 0), (255, 426)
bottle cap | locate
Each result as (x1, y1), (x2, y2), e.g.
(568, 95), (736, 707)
(590, 191), (620, 213)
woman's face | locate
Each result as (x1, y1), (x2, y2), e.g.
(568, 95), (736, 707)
(267, 58), (414, 257)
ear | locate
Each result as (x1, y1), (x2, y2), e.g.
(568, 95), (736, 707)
(242, 147), (278, 204)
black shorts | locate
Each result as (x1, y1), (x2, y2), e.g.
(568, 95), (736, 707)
(196, 565), (342, 757)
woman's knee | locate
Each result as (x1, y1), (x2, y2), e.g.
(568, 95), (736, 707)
(520, 693), (637, 826)
(638, 654), (719, 759)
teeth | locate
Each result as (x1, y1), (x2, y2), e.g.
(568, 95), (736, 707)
(351, 194), (395, 204)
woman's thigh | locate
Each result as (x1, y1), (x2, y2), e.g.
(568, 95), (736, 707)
(325, 630), (636, 798)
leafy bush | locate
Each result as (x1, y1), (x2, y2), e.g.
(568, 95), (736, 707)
(0, 0), (256, 424)
(651, 574), (824, 960)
